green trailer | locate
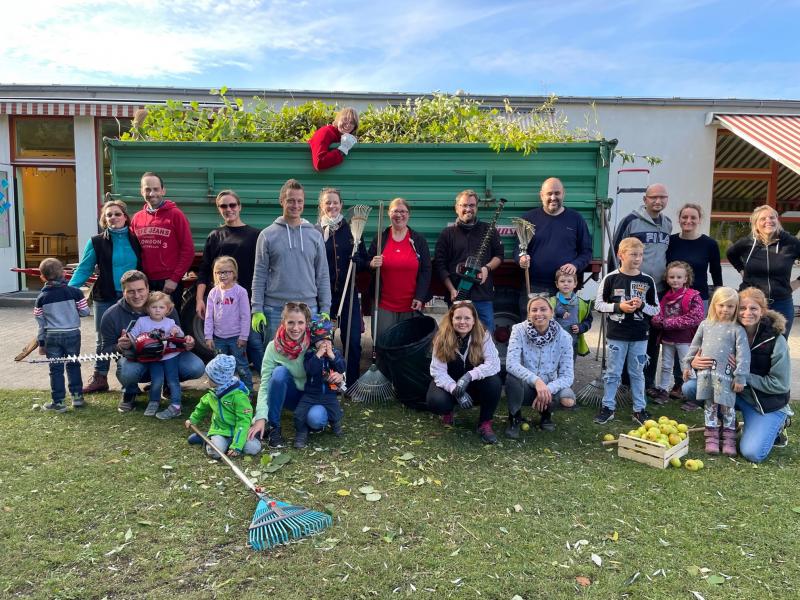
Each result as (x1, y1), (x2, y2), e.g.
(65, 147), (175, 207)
(106, 138), (616, 359)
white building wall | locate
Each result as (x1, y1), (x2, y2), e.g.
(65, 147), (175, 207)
(73, 116), (98, 255)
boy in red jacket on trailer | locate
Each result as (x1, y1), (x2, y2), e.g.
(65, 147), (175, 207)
(308, 107), (359, 171)
(130, 172), (195, 311)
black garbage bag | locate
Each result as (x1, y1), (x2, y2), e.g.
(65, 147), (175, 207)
(376, 315), (438, 410)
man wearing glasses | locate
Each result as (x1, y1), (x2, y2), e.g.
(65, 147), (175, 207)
(195, 190), (264, 370)
(609, 183), (672, 395)
(433, 190), (504, 331)
(251, 179), (331, 343)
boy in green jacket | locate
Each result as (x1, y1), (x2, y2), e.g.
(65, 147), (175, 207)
(185, 354), (261, 458)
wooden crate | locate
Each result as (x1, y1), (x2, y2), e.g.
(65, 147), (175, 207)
(617, 434), (689, 469)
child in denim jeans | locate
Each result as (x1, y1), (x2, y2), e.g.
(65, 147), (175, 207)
(593, 238), (659, 425)
(203, 255), (253, 394)
(293, 314), (346, 448)
(34, 258), (90, 412)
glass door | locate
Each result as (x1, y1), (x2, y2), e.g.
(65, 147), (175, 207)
(0, 164), (19, 293)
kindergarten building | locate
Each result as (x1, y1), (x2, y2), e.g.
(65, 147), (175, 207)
(0, 84), (799, 295)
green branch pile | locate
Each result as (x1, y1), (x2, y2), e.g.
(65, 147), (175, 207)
(122, 87), (660, 163)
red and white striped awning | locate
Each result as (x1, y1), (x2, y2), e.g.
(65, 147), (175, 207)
(0, 101), (145, 117)
(715, 113), (800, 175)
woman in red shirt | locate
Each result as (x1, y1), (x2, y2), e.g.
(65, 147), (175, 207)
(367, 198), (432, 343)
(308, 107), (359, 171)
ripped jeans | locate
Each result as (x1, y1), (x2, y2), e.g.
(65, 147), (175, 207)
(603, 338), (648, 412)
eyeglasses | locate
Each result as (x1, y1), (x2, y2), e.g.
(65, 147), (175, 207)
(456, 203), (477, 209)
(452, 299), (473, 305)
(528, 292), (550, 299)
(217, 203), (239, 209)
(284, 302), (310, 310)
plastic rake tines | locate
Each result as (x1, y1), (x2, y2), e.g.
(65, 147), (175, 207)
(248, 497), (333, 550)
(347, 364), (396, 404)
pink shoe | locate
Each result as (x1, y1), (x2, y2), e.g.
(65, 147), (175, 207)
(704, 426), (720, 455)
(441, 412), (454, 427)
(721, 427), (738, 457)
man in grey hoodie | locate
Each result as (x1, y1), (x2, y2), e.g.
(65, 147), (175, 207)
(610, 183), (672, 393)
(251, 179), (331, 343)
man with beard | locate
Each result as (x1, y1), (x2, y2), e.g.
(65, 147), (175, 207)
(518, 178), (593, 303)
(434, 189), (504, 331)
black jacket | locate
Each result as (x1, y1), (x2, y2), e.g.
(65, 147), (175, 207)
(320, 221), (369, 303)
(727, 230), (800, 301)
(433, 221), (504, 303)
(368, 227), (432, 304)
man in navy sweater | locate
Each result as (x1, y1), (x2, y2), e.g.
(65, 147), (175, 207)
(518, 178), (592, 309)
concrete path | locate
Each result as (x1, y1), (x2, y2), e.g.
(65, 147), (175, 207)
(2, 306), (798, 401)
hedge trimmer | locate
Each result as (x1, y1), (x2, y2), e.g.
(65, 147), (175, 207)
(453, 197), (506, 301)
(25, 331), (187, 364)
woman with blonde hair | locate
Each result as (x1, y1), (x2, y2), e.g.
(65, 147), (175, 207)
(505, 295), (575, 437)
(426, 301), (501, 444)
(69, 198), (142, 393)
(368, 198), (432, 342)
(682, 287), (792, 462)
(727, 204), (800, 335)
(308, 107), (359, 171)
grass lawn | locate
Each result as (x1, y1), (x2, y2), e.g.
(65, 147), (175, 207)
(1, 389), (798, 599)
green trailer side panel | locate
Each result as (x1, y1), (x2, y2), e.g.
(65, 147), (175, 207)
(107, 140), (615, 259)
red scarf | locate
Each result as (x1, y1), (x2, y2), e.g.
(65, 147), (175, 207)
(274, 324), (310, 359)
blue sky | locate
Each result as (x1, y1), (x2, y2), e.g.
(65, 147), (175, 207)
(4, 0), (799, 99)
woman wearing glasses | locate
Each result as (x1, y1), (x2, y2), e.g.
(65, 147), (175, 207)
(247, 302), (328, 449)
(68, 198), (142, 394)
(368, 198), (432, 342)
(504, 295), (576, 438)
(427, 301), (501, 444)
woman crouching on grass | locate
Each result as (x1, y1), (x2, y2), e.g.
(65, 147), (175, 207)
(426, 301), (501, 444)
(505, 295), (575, 438)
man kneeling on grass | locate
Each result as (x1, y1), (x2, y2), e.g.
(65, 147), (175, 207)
(100, 270), (204, 416)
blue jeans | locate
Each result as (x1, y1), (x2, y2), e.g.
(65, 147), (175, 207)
(206, 434), (261, 458)
(333, 292), (362, 384)
(213, 336), (254, 392)
(117, 351), (205, 395)
(266, 366), (326, 430)
(148, 357), (181, 405)
(603, 338), (648, 411)
(93, 294), (121, 374)
(45, 330), (83, 403)
(263, 303), (317, 347)
(473, 300), (495, 333)
(769, 296), (794, 337)
(247, 327), (265, 374)
(682, 379), (787, 463)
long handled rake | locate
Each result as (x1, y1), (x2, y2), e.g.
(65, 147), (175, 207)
(334, 205), (371, 383)
(188, 424), (332, 550)
(348, 201), (395, 403)
(511, 217), (535, 298)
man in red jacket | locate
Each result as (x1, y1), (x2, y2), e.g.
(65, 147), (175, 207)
(130, 172), (195, 311)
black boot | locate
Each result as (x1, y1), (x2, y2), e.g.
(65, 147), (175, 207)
(505, 411), (523, 439)
(117, 392), (137, 413)
(539, 409), (555, 432)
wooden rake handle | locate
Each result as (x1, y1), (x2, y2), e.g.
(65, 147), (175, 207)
(188, 424), (261, 496)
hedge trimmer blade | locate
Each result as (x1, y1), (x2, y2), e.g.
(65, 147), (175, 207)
(26, 352), (121, 364)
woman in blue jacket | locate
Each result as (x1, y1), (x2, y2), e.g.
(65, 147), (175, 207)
(69, 198), (141, 393)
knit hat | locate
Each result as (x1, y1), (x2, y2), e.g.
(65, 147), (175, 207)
(205, 354), (237, 387)
(310, 312), (334, 345)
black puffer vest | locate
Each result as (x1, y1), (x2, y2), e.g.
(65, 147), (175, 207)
(748, 316), (789, 413)
(90, 230), (142, 301)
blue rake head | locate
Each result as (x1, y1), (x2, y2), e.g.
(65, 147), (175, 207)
(248, 497), (333, 551)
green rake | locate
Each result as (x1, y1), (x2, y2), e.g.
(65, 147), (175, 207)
(189, 425), (332, 550)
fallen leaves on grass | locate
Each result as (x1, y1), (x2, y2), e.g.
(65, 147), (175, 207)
(575, 576), (591, 587)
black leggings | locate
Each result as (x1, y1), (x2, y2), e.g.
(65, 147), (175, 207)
(426, 375), (502, 424)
